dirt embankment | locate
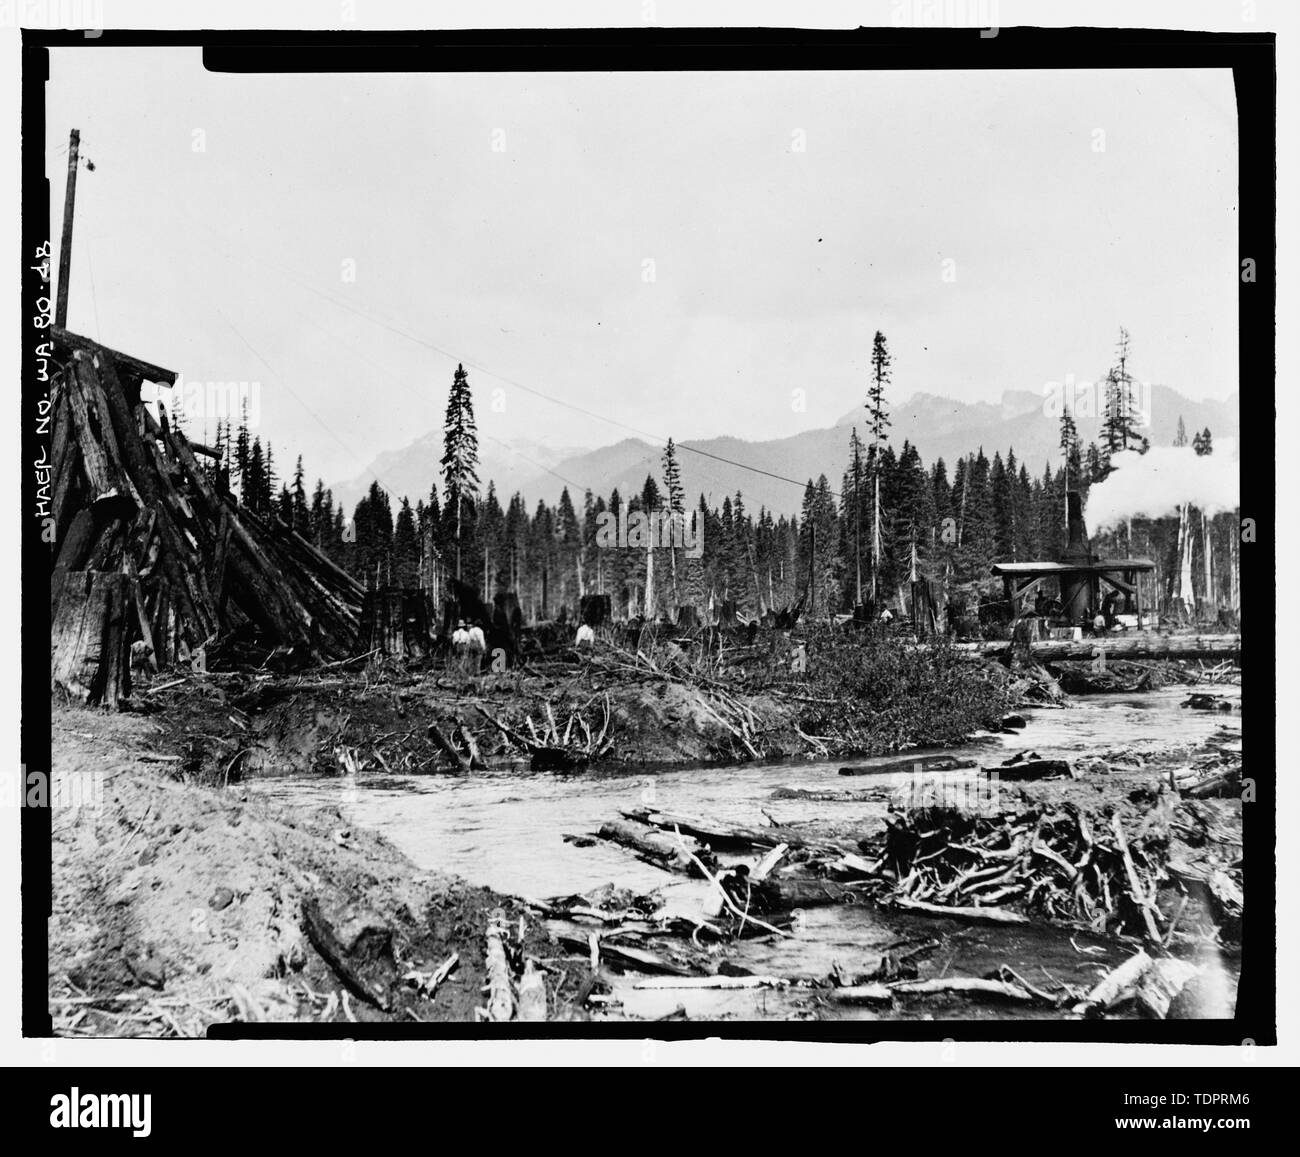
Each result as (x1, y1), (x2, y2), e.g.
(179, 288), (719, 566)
(49, 707), (585, 1034)
(128, 652), (1014, 786)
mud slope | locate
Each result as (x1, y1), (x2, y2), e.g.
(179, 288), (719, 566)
(48, 708), (582, 1034)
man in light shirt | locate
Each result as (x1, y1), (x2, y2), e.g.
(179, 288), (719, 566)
(575, 622), (595, 652)
(451, 620), (470, 674)
(466, 621), (487, 675)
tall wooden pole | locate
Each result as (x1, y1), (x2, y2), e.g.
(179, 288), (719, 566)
(55, 128), (81, 329)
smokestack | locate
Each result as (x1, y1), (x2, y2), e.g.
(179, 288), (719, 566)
(1062, 490), (1092, 562)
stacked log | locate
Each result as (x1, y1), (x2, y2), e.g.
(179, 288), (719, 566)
(50, 333), (365, 706)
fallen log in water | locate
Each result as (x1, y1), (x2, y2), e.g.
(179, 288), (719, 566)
(839, 755), (977, 778)
(989, 754), (1075, 781)
(730, 874), (866, 912)
(595, 819), (716, 877)
(621, 806), (834, 853)
(620, 807), (786, 850)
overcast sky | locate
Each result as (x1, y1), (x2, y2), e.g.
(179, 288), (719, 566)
(46, 51), (1238, 489)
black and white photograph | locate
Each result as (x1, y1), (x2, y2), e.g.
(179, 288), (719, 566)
(5, 1), (1289, 1117)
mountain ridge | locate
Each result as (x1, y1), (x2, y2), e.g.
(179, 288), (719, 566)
(332, 386), (1239, 518)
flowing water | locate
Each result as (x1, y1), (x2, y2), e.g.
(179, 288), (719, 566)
(253, 685), (1241, 1020)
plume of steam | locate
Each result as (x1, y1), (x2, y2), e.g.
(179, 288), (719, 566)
(1084, 441), (1239, 531)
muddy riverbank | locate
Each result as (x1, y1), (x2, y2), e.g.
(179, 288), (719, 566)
(48, 707), (588, 1034)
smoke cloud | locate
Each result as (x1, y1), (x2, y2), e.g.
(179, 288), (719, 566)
(1084, 441), (1239, 531)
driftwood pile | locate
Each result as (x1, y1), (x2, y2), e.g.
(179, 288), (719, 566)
(49, 330), (365, 706)
(575, 793), (1241, 946)
(473, 694), (614, 771)
(552, 799), (1236, 1018)
(879, 801), (1186, 941)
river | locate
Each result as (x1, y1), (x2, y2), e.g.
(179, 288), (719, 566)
(252, 685), (1240, 1020)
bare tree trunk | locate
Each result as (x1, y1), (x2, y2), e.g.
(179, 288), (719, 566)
(644, 539), (655, 620)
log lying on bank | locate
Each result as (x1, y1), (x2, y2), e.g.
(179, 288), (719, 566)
(629, 974), (791, 991)
(483, 909), (516, 1021)
(300, 897), (396, 1011)
(827, 983), (894, 1005)
(49, 334), (365, 706)
(888, 977), (1040, 1004)
(1167, 862), (1243, 939)
(892, 897), (1030, 925)
(1174, 764), (1241, 799)
(958, 634), (1241, 663)
(426, 721), (472, 773)
(1072, 949), (1153, 1019)
(1135, 957), (1201, 1019)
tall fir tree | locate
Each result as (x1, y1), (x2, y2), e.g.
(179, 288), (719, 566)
(661, 438), (685, 607)
(441, 363), (481, 581)
(866, 331), (892, 599)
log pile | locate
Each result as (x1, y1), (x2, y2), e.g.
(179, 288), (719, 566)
(49, 331), (365, 706)
(877, 802), (1174, 939)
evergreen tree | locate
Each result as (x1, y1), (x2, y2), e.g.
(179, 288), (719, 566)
(1100, 328), (1149, 463)
(661, 439), (685, 607)
(235, 399), (251, 496)
(892, 440), (930, 574)
(291, 455), (309, 533)
(441, 363), (481, 580)
(394, 498), (419, 588)
(555, 487), (581, 612)
(246, 438), (266, 513)
(479, 483), (506, 596)
(1059, 400), (1082, 493)
(866, 331), (892, 600)
(310, 479), (328, 546)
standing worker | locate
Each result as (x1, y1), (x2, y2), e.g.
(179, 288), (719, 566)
(467, 620), (487, 676)
(451, 619), (470, 674)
